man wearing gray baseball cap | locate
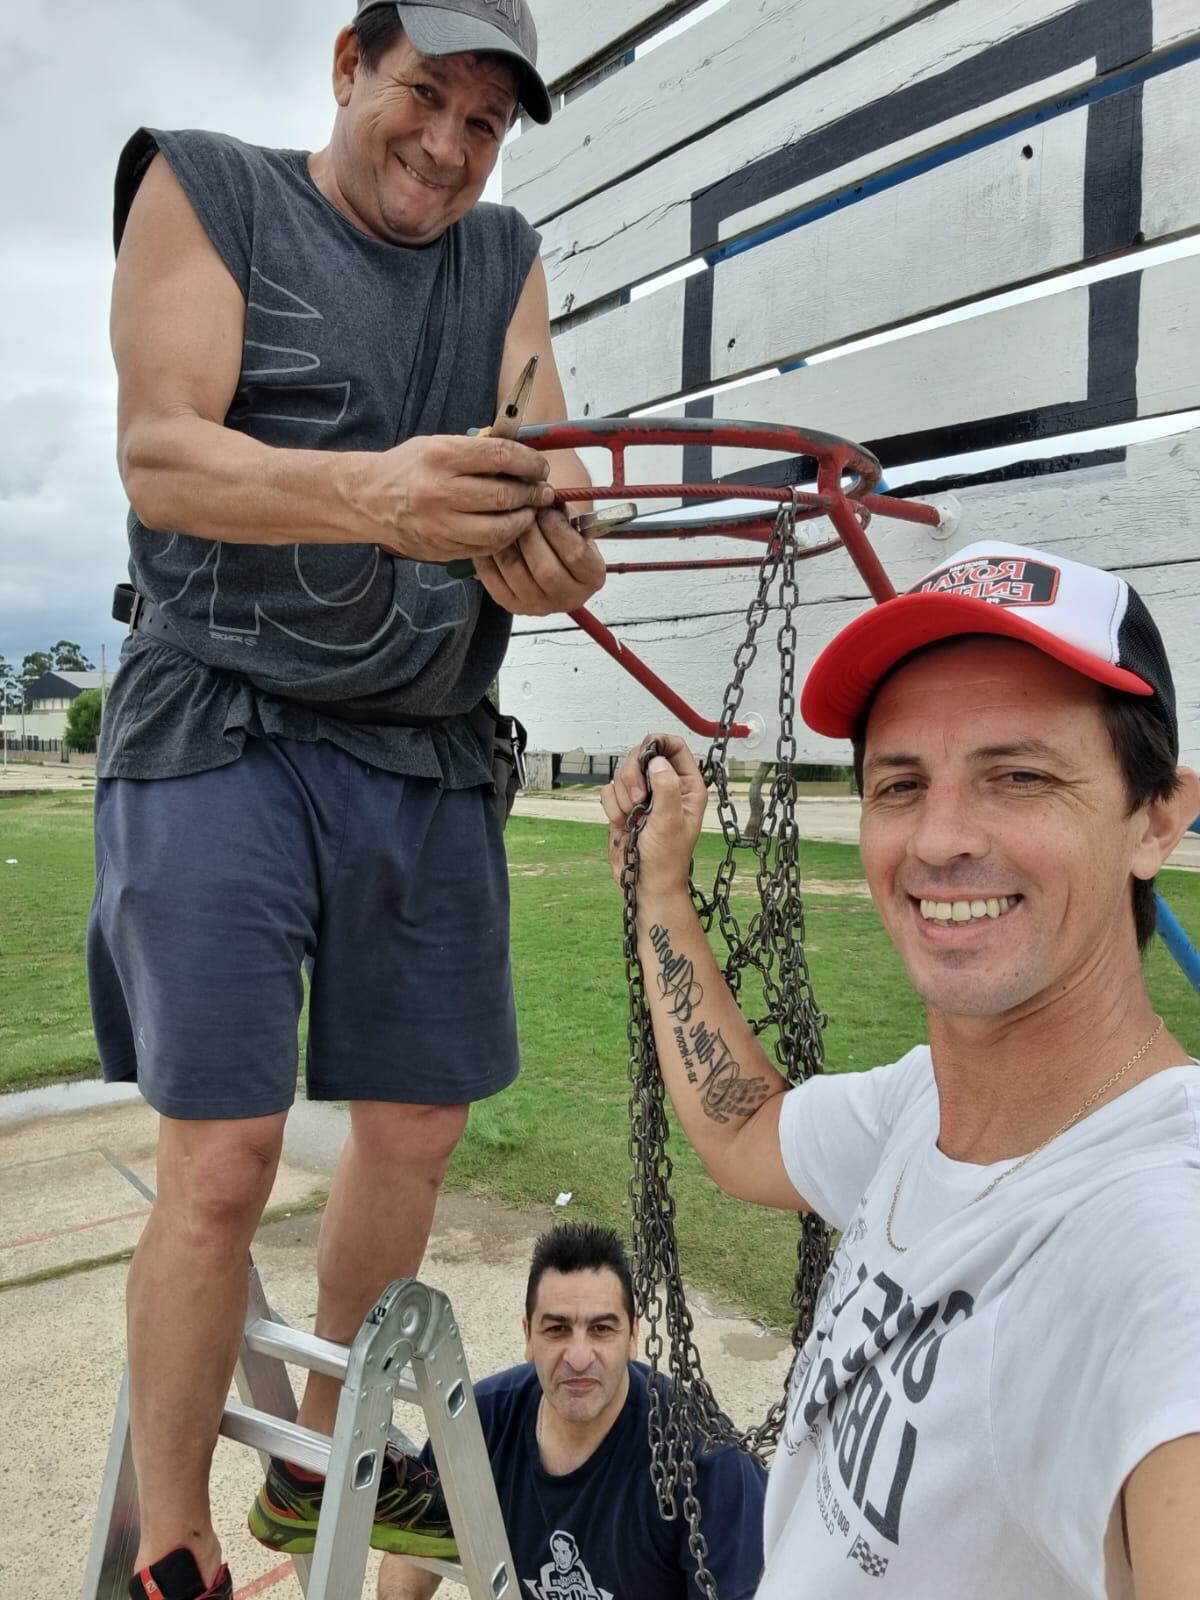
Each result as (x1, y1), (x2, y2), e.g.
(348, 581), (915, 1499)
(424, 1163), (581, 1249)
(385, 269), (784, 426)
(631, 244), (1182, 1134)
(97, 4), (600, 1597)
(362, 0), (554, 123)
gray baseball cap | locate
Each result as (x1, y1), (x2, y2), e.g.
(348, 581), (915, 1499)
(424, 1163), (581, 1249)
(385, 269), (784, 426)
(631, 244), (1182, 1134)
(355, 0), (552, 124)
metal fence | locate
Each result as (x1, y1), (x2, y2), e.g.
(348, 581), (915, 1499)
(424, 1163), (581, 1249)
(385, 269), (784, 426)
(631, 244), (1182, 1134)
(0, 735), (96, 756)
(2, 735), (63, 754)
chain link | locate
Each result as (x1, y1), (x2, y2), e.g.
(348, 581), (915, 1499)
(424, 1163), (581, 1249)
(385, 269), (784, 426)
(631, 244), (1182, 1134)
(623, 498), (834, 1598)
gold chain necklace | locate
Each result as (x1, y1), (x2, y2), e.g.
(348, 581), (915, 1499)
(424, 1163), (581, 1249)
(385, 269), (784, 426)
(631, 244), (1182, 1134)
(885, 1017), (1164, 1253)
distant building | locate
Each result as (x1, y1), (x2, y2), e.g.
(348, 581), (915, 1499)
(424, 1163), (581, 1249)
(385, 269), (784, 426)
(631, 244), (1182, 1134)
(23, 669), (114, 743)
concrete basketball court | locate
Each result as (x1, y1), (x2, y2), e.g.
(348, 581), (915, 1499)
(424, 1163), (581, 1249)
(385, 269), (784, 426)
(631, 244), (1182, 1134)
(0, 1082), (795, 1599)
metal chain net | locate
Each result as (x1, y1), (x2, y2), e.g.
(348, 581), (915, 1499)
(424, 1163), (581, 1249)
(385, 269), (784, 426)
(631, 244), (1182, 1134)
(621, 497), (834, 1598)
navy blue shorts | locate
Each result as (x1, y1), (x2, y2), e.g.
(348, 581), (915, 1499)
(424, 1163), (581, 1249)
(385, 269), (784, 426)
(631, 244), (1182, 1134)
(87, 737), (518, 1120)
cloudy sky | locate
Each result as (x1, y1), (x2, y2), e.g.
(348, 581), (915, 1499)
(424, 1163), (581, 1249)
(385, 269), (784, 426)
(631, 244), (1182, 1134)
(0, 0), (475, 673)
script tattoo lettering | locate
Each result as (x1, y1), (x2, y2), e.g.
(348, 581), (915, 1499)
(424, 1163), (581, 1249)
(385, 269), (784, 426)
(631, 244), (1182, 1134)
(649, 927), (772, 1122)
(689, 1020), (772, 1124)
(673, 1025), (700, 1085)
(649, 923), (704, 1022)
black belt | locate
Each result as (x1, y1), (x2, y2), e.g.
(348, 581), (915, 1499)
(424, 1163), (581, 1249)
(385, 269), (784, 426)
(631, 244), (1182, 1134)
(113, 582), (179, 644)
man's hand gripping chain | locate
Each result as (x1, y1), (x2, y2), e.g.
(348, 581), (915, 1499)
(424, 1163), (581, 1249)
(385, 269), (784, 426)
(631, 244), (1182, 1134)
(617, 740), (665, 907)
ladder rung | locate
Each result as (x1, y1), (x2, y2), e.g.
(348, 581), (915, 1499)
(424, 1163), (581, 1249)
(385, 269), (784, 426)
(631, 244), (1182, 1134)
(244, 1318), (418, 1396)
(220, 1400), (332, 1475)
(222, 1399), (418, 1473)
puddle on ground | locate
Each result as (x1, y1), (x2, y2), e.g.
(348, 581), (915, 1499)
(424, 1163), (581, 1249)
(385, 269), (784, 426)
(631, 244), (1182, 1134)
(722, 1327), (790, 1362)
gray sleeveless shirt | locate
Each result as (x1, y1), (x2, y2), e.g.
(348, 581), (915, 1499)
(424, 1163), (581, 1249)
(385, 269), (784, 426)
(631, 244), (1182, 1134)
(99, 127), (540, 785)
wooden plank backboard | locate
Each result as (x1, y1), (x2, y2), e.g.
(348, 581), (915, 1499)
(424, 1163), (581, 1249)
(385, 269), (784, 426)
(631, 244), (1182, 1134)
(535, 0), (692, 91)
(506, 0), (1200, 765)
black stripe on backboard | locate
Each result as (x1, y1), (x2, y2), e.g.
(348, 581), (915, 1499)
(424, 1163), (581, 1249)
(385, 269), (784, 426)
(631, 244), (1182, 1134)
(1083, 85), (1145, 260)
(677, 0), (1153, 485)
(1085, 273), (1142, 423)
(885, 446), (1127, 500)
(681, 392), (715, 486)
(690, 0), (1124, 252)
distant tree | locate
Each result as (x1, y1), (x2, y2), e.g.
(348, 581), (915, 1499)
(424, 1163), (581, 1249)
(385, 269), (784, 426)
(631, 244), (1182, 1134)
(64, 689), (103, 752)
(0, 658), (22, 715)
(18, 641), (95, 702)
(19, 650), (53, 697)
(51, 640), (95, 672)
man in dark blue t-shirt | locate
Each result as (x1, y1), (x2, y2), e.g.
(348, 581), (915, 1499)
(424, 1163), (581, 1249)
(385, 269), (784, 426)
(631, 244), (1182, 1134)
(378, 1224), (767, 1600)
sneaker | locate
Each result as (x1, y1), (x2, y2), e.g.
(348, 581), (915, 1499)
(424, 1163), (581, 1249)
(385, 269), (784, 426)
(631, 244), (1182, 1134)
(129, 1547), (233, 1600)
(248, 1451), (457, 1559)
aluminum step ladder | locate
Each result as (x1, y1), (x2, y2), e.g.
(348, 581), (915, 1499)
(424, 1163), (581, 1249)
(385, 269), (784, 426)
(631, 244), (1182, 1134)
(81, 1262), (514, 1600)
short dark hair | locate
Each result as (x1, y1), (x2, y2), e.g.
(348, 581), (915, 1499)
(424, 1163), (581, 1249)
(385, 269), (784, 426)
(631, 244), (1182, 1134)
(525, 1223), (636, 1325)
(352, 6), (406, 72)
(352, 6), (519, 111)
(1100, 689), (1180, 950)
(850, 642), (1180, 953)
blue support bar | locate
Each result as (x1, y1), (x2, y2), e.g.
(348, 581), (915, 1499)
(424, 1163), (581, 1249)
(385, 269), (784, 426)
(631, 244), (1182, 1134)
(1156, 893), (1200, 996)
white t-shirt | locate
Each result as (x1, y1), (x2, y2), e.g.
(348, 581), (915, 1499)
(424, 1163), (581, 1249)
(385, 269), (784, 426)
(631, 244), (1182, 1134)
(757, 1047), (1200, 1599)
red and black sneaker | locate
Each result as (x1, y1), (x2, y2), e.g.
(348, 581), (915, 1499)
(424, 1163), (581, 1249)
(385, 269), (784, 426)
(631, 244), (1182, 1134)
(128, 1546), (233, 1600)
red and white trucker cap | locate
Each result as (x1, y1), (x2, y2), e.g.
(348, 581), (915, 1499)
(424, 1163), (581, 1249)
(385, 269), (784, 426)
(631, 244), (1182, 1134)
(800, 541), (1178, 755)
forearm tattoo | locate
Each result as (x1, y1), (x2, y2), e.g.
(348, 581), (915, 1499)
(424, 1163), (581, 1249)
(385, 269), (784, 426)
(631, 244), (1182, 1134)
(649, 920), (703, 1022)
(650, 925), (774, 1124)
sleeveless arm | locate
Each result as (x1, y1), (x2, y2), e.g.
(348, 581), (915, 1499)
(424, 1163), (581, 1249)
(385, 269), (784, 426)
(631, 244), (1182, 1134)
(111, 153), (554, 560)
(112, 152), (370, 546)
(115, 129), (254, 293)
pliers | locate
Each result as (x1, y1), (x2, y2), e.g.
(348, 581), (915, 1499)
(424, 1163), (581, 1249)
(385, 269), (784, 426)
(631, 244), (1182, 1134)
(479, 353), (540, 440)
(446, 356), (541, 576)
(447, 355), (635, 576)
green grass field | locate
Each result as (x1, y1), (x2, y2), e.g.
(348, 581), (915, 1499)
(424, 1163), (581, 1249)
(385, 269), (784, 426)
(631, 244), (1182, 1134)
(1, 790), (1197, 1325)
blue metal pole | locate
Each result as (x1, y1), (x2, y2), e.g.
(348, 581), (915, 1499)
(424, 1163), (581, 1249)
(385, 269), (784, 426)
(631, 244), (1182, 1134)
(1155, 819), (1200, 991)
(1156, 892), (1200, 995)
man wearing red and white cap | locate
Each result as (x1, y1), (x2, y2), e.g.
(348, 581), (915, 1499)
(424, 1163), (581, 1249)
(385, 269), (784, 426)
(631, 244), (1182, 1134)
(603, 542), (1200, 1598)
